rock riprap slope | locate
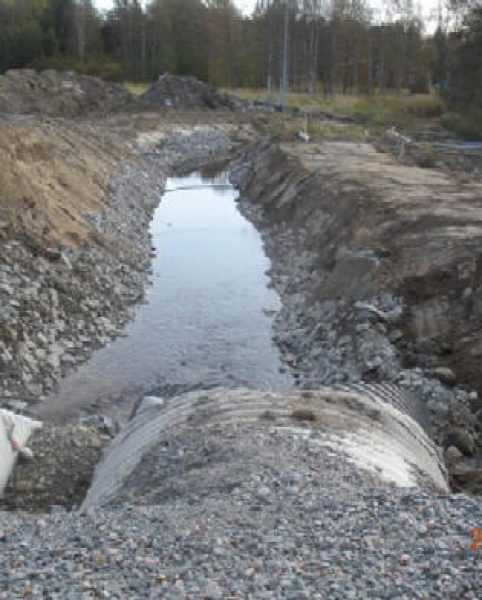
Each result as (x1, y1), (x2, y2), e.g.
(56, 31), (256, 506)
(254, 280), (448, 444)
(230, 139), (482, 494)
(1, 387), (481, 598)
(0, 125), (232, 409)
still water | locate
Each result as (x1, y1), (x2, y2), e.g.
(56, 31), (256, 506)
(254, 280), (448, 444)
(35, 170), (291, 423)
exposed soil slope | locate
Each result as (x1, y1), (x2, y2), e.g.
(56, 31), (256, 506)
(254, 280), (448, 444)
(0, 121), (130, 247)
(288, 141), (482, 394)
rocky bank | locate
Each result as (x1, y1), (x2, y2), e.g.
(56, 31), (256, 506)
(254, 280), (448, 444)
(0, 127), (233, 412)
(231, 139), (482, 493)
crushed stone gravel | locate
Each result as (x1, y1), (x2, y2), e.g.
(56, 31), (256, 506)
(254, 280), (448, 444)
(1, 424), (481, 598)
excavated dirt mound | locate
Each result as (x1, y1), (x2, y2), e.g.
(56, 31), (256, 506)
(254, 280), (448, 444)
(0, 69), (136, 117)
(139, 73), (236, 110)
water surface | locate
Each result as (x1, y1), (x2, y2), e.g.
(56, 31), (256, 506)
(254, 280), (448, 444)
(35, 170), (290, 422)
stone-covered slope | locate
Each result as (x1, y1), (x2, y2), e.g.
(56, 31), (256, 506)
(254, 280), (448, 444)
(230, 139), (482, 493)
(0, 125), (233, 409)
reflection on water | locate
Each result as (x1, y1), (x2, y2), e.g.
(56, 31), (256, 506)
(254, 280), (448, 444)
(35, 171), (291, 423)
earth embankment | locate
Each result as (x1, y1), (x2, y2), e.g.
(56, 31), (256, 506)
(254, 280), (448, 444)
(231, 138), (482, 493)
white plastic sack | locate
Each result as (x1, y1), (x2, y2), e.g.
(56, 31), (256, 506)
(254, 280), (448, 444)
(0, 409), (42, 495)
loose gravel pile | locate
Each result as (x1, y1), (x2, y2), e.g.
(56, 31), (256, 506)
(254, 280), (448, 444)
(1, 424), (481, 598)
(140, 73), (237, 110)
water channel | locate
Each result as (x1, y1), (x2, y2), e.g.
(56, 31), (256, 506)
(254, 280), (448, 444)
(35, 169), (291, 423)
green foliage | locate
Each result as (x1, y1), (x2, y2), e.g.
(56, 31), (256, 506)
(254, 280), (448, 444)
(67, 57), (125, 81)
(352, 95), (444, 134)
(31, 55), (126, 81)
(0, 0), (56, 70)
(415, 143), (438, 168)
(0, 0), (472, 134)
(443, 7), (482, 138)
(229, 88), (445, 141)
(442, 110), (482, 141)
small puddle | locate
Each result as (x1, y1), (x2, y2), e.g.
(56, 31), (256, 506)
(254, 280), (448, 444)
(35, 168), (291, 423)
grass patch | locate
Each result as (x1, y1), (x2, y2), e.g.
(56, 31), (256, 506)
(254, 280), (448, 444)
(263, 113), (368, 142)
(415, 143), (438, 168)
(227, 88), (445, 138)
(30, 56), (125, 81)
(442, 110), (482, 140)
(352, 94), (444, 134)
(122, 82), (149, 96)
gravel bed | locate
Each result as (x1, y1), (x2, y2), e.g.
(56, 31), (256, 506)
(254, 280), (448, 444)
(1, 424), (481, 598)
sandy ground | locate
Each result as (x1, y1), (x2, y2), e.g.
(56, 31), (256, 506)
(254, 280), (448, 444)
(0, 111), (254, 249)
(0, 120), (128, 247)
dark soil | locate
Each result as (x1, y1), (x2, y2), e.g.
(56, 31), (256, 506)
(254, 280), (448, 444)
(0, 424), (108, 513)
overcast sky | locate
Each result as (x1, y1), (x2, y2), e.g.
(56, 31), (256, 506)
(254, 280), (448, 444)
(94, 1), (442, 29)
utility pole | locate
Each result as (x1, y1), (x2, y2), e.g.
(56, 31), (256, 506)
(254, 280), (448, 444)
(280, 0), (290, 112)
(264, 0), (274, 104)
(141, 0), (146, 81)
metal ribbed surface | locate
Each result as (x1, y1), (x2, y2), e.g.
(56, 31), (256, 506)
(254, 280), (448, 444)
(81, 385), (446, 510)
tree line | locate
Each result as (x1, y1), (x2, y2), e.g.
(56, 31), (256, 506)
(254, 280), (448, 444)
(0, 2), (481, 121)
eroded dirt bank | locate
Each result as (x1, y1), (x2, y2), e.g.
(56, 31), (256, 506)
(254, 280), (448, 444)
(231, 139), (482, 493)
